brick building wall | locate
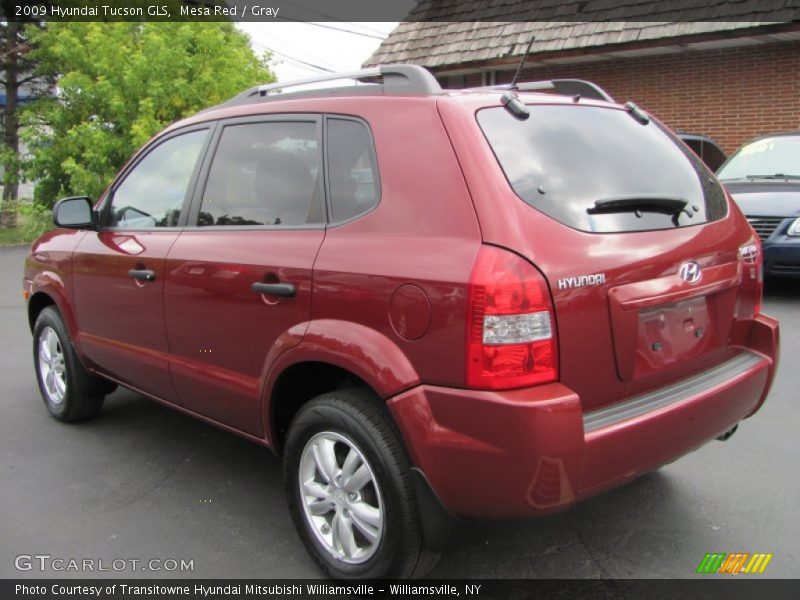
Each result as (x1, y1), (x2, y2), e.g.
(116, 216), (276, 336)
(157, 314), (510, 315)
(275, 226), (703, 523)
(437, 41), (800, 155)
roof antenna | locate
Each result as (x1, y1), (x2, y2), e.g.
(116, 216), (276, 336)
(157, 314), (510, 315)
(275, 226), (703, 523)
(509, 36), (535, 90)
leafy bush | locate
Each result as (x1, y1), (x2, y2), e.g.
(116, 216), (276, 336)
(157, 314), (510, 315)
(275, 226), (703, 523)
(18, 201), (53, 240)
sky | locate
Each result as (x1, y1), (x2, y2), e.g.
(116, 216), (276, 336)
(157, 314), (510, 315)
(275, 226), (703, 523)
(236, 22), (399, 84)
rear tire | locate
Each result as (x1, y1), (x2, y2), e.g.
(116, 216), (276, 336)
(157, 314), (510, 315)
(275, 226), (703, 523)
(33, 306), (110, 422)
(282, 389), (439, 579)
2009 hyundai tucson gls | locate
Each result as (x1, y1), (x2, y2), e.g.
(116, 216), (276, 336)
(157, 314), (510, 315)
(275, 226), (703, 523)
(23, 65), (779, 579)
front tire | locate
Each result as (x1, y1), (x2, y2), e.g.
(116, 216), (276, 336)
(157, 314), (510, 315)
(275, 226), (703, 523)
(33, 306), (109, 422)
(283, 389), (439, 579)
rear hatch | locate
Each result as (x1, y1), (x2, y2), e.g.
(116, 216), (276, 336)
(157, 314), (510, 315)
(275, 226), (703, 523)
(454, 98), (758, 412)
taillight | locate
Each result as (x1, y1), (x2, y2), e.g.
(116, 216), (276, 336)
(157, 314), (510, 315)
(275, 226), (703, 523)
(466, 246), (558, 389)
(739, 237), (763, 315)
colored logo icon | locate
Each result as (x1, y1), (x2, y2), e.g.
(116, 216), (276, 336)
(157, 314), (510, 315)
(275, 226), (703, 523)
(696, 553), (773, 574)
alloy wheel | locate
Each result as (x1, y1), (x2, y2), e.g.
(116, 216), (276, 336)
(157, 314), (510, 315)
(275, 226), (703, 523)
(38, 326), (67, 406)
(298, 431), (384, 564)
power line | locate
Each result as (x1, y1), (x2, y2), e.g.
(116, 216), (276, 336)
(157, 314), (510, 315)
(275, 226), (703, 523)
(343, 22), (393, 37)
(278, 0), (341, 22)
(303, 21), (387, 40)
(267, 50), (333, 74)
(276, 18), (387, 40)
(250, 41), (333, 73)
(252, 23), (342, 73)
(278, 0), (389, 37)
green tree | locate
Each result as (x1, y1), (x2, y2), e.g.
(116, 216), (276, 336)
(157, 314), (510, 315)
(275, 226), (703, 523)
(1, 14), (49, 229)
(21, 21), (272, 205)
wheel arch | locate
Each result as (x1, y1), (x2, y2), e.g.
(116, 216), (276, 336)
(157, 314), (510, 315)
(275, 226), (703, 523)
(27, 291), (57, 332)
(263, 319), (421, 452)
(27, 273), (85, 364)
(269, 361), (370, 452)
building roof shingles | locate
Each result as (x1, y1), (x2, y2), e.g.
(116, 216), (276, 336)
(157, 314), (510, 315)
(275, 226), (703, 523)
(365, 1), (797, 69)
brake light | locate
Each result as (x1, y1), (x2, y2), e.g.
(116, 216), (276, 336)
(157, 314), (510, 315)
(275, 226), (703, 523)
(466, 246), (558, 389)
(739, 237), (763, 315)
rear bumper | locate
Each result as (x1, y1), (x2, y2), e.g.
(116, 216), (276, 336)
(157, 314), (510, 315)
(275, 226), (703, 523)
(387, 314), (779, 519)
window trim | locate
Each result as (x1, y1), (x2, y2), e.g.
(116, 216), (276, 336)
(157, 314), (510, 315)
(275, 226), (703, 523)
(323, 114), (382, 227)
(99, 123), (216, 232)
(184, 113), (327, 231)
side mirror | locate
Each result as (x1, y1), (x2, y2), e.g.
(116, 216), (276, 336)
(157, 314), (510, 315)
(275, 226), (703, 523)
(53, 196), (96, 230)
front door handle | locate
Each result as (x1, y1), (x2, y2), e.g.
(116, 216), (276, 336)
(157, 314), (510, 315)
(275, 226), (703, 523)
(128, 268), (156, 282)
(251, 282), (296, 298)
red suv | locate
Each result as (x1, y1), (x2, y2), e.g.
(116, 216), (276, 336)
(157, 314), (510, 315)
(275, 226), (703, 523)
(24, 66), (779, 579)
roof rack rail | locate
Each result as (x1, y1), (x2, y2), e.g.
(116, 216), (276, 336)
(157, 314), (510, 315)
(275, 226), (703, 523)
(467, 79), (614, 103)
(216, 64), (442, 109)
(256, 64), (441, 96)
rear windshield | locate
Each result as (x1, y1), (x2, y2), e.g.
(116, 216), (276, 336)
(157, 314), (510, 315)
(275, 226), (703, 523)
(477, 104), (728, 233)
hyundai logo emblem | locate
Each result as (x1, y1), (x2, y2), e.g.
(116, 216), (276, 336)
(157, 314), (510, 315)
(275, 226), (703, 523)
(679, 261), (702, 284)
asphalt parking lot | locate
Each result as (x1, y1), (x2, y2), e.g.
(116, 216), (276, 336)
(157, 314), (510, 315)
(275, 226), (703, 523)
(1, 244), (798, 579)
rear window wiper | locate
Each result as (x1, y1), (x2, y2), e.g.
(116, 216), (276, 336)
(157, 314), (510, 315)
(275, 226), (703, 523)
(745, 174), (800, 180)
(587, 196), (696, 226)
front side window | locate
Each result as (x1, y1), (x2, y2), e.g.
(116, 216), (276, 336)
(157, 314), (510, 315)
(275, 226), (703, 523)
(109, 129), (208, 228)
(198, 121), (321, 227)
(327, 118), (380, 222)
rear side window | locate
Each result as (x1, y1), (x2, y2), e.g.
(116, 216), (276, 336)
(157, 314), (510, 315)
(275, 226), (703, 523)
(326, 118), (379, 222)
(198, 121), (322, 227)
(477, 105), (727, 233)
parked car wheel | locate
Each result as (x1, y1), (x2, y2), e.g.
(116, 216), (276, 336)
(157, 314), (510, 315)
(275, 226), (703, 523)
(33, 306), (109, 422)
(283, 389), (439, 579)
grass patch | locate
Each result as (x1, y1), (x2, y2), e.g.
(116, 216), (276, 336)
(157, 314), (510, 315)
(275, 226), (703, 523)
(0, 205), (54, 247)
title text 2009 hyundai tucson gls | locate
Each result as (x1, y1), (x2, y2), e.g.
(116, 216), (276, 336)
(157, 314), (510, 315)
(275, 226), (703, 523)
(24, 66), (779, 579)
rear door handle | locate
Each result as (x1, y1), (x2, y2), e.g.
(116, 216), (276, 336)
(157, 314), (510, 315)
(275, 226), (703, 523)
(251, 282), (296, 298)
(128, 268), (156, 282)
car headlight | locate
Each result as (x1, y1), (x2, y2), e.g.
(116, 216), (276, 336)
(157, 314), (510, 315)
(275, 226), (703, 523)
(788, 217), (800, 237)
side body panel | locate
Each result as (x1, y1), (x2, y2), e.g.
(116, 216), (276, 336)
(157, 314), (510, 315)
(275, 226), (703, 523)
(25, 229), (88, 339)
(71, 231), (180, 403)
(165, 229), (324, 436)
(309, 97), (482, 390)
